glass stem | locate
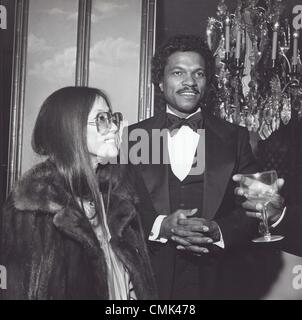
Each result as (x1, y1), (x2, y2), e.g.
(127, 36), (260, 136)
(262, 203), (271, 241)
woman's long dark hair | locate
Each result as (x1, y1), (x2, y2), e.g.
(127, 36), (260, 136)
(32, 86), (112, 224)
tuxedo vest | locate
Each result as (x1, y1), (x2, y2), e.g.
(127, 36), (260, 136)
(168, 166), (204, 216)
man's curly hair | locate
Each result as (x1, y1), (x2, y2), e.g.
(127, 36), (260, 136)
(151, 34), (215, 87)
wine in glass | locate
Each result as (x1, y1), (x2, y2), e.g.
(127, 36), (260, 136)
(239, 170), (284, 243)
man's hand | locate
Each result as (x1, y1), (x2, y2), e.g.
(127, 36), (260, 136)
(232, 174), (285, 224)
(171, 218), (221, 254)
(159, 208), (198, 239)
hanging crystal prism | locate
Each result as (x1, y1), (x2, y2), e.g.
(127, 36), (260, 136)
(280, 94), (291, 125)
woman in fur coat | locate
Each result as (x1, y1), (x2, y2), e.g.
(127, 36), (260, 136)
(0, 86), (157, 300)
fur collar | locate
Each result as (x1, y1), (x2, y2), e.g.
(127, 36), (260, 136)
(11, 160), (138, 240)
(12, 160), (70, 213)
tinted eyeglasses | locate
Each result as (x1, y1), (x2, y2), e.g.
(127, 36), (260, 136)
(88, 112), (123, 133)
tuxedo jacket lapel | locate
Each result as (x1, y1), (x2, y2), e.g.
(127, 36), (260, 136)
(139, 163), (170, 215)
(203, 114), (236, 220)
(134, 110), (171, 215)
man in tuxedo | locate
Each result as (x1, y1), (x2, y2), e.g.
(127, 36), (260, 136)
(125, 35), (281, 299)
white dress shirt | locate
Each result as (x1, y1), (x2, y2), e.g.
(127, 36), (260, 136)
(149, 106), (225, 248)
(167, 108), (201, 181)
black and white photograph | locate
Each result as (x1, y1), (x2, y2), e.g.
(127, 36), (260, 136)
(0, 0), (302, 302)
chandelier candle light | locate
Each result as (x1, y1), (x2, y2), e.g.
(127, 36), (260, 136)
(293, 29), (299, 71)
(235, 24), (241, 63)
(272, 22), (279, 66)
(225, 15), (231, 60)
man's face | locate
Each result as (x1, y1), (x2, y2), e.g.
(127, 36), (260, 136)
(159, 51), (207, 117)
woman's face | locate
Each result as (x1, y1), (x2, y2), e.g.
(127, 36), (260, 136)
(87, 96), (119, 165)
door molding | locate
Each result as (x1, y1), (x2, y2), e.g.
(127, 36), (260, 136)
(138, 0), (157, 121)
(7, 0), (29, 193)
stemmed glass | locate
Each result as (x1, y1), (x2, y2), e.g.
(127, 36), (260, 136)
(239, 170), (284, 243)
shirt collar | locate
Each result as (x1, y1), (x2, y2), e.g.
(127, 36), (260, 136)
(166, 105), (202, 119)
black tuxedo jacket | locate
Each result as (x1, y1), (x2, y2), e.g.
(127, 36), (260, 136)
(126, 109), (282, 299)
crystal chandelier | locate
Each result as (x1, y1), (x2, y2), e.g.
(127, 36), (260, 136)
(207, 0), (302, 140)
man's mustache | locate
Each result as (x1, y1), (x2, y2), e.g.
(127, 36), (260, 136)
(177, 87), (200, 94)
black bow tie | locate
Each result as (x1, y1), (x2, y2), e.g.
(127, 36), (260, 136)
(166, 112), (203, 135)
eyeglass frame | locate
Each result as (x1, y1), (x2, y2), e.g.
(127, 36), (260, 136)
(87, 111), (123, 133)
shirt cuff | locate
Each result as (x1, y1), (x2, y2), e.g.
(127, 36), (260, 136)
(271, 207), (286, 228)
(149, 215), (168, 243)
(213, 225), (225, 249)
